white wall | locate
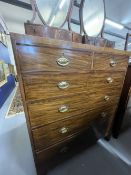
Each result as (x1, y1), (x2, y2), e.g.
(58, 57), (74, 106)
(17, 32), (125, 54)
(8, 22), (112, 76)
(0, 1), (41, 71)
(0, 1), (33, 34)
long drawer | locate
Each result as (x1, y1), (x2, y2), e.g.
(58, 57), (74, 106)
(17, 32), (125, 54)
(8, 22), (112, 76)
(32, 106), (116, 150)
(36, 122), (109, 174)
(28, 92), (119, 128)
(23, 71), (125, 101)
(93, 53), (128, 71)
(17, 45), (92, 73)
(17, 45), (128, 73)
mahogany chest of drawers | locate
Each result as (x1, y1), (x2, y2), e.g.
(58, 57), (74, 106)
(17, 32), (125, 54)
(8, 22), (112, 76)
(11, 33), (130, 175)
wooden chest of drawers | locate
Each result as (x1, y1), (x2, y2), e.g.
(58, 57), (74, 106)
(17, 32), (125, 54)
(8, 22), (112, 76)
(11, 33), (130, 175)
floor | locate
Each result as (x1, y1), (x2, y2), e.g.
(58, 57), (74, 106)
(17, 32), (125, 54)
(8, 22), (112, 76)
(0, 88), (36, 175)
(0, 88), (131, 175)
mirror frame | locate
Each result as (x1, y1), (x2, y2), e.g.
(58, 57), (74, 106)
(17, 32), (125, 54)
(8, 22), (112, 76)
(68, 1), (83, 34)
(80, 0), (106, 37)
(30, 0), (74, 29)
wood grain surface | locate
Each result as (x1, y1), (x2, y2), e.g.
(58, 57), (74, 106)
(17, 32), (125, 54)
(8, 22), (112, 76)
(23, 71), (125, 101)
(24, 23), (72, 41)
(32, 106), (116, 150)
(10, 32), (130, 175)
(93, 53), (128, 71)
(17, 45), (92, 73)
(27, 91), (120, 128)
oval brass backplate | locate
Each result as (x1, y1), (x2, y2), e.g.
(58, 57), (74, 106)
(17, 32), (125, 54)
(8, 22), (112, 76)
(57, 56), (69, 66)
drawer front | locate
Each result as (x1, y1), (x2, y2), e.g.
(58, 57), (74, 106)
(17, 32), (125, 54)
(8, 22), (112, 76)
(86, 71), (125, 92)
(36, 118), (109, 171)
(32, 106), (116, 150)
(23, 73), (88, 101)
(93, 53), (128, 71)
(25, 23), (73, 41)
(28, 92), (119, 128)
(23, 71), (124, 101)
(17, 45), (92, 73)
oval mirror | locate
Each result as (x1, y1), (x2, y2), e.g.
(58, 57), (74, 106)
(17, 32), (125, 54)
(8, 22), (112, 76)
(82, 0), (105, 36)
(35, 0), (72, 28)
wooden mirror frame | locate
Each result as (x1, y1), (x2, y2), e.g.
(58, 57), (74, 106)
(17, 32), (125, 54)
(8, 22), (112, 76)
(80, 0), (106, 37)
(29, 0), (74, 30)
(27, 0), (114, 45)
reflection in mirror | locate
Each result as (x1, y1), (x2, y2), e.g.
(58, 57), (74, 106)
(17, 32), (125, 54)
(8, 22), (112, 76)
(35, 0), (71, 27)
(71, 23), (80, 33)
(82, 0), (105, 36)
(70, 5), (80, 33)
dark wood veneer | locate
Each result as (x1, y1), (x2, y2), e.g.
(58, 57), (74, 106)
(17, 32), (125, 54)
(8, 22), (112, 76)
(82, 35), (115, 48)
(23, 71), (125, 101)
(113, 65), (131, 137)
(17, 45), (92, 73)
(24, 23), (72, 41)
(10, 33), (130, 175)
(24, 23), (82, 43)
(32, 106), (116, 151)
(27, 92), (119, 128)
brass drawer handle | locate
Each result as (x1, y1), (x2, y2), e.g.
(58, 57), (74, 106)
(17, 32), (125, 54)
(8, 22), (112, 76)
(104, 96), (110, 101)
(58, 81), (69, 89)
(110, 60), (117, 67)
(107, 77), (113, 83)
(59, 127), (68, 134)
(101, 112), (107, 118)
(59, 105), (69, 113)
(57, 56), (69, 66)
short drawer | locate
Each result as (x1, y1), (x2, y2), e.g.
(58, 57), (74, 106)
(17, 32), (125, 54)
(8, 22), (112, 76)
(28, 92), (119, 128)
(93, 53), (128, 71)
(23, 73), (88, 101)
(86, 71), (125, 93)
(17, 45), (92, 73)
(32, 106), (116, 150)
